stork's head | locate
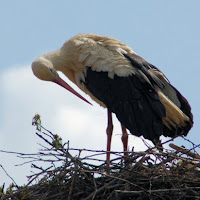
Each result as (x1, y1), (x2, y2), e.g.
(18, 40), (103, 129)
(32, 57), (59, 82)
(32, 56), (92, 105)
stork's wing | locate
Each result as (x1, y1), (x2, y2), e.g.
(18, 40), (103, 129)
(84, 52), (193, 143)
(85, 66), (166, 143)
(124, 53), (193, 136)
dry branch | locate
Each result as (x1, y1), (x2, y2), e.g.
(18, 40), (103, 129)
(169, 143), (200, 159)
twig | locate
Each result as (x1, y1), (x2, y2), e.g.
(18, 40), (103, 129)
(84, 179), (116, 200)
(169, 143), (200, 159)
(115, 187), (200, 194)
(0, 164), (18, 187)
(91, 175), (97, 200)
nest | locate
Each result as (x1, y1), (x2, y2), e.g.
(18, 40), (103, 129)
(1, 117), (200, 200)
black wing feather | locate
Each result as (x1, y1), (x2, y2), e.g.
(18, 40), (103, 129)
(124, 53), (165, 89)
(85, 67), (166, 143)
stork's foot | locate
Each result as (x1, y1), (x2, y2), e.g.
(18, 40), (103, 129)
(153, 139), (163, 151)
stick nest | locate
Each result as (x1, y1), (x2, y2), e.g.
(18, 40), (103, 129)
(1, 123), (200, 200)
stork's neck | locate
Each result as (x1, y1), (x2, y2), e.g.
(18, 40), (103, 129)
(43, 49), (70, 71)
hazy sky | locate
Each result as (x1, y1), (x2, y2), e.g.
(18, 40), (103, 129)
(1, 1), (200, 187)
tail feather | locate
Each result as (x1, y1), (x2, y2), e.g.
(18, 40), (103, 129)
(156, 86), (193, 137)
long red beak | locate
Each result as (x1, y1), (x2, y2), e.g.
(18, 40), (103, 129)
(53, 76), (92, 105)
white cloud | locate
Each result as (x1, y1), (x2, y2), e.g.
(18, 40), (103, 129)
(0, 65), (148, 188)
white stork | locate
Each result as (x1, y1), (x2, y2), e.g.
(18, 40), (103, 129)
(32, 33), (193, 165)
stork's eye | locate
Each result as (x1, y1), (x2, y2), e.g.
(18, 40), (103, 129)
(49, 68), (57, 76)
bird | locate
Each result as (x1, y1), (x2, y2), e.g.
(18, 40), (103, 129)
(32, 33), (193, 165)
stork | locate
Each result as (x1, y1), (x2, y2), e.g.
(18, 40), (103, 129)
(32, 33), (193, 165)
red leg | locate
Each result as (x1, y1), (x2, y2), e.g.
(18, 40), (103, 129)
(121, 124), (128, 158)
(106, 109), (113, 167)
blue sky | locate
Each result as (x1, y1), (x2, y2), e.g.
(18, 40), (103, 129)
(1, 1), (200, 187)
